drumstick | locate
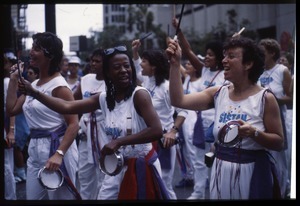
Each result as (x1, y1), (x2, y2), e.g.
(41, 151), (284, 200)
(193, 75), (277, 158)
(139, 32), (152, 41)
(232, 27), (245, 37)
(174, 4), (185, 40)
(173, 4), (176, 17)
(14, 31), (23, 81)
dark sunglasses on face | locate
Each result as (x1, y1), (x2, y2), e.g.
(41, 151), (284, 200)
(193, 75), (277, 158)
(104, 45), (127, 56)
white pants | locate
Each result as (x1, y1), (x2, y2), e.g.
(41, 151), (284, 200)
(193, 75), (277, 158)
(190, 143), (210, 199)
(180, 110), (197, 180)
(26, 136), (78, 200)
(5, 147), (17, 200)
(161, 145), (177, 199)
(77, 140), (105, 199)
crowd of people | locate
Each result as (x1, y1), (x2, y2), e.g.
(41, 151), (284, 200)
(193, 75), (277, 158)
(4, 16), (294, 201)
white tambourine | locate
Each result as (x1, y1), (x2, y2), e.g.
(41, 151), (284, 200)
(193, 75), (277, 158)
(99, 152), (124, 176)
(38, 166), (64, 191)
(217, 120), (241, 147)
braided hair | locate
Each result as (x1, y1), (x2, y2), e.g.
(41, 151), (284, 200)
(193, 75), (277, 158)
(102, 48), (137, 111)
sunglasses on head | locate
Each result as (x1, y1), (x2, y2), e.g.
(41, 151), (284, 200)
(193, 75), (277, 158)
(104, 45), (127, 56)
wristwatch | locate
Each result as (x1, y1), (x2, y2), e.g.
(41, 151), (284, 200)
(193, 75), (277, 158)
(56, 149), (64, 157)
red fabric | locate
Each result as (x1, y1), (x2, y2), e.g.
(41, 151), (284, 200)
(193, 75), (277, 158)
(118, 159), (137, 199)
(118, 148), (161, 200)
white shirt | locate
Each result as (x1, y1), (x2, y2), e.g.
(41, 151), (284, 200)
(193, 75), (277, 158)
(23, 76), (70, 131)
(99, 86), (152, 158)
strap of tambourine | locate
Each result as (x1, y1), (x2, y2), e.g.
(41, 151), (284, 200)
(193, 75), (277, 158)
(90, 111), (101, 165)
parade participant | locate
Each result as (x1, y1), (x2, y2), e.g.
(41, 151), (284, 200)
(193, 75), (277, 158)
(6, 32), (80, 200)
(4, 52), (17, 200)
(166, 37), (284, 199)
(72, 48), (106, 199)
(258, 38), (293, 198)
(172, 17), (226, 199)
(132, 39), (188, 199)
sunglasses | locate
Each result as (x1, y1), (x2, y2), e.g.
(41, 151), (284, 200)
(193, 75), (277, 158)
(104, 45), (127, 56)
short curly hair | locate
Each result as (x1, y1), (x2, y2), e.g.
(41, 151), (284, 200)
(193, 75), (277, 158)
(259, 38), (281, 61)
(223, 37), (265, 83)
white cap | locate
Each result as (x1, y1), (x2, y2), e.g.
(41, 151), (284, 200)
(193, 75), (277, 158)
(68, 56), (81, 65)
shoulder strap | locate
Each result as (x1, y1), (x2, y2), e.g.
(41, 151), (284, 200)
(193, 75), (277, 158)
(206, 70), (222, 88)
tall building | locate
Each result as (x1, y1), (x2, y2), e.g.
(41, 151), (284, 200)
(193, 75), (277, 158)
(103, 3), (295, 49)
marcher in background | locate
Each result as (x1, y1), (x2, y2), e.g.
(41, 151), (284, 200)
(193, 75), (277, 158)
(4, 52), (17, 200)
(60, 56), (69, 80)
(18, 45), (170, 200)
(26, 65), (40, 82)
(132, 39), (188, 199)
(166, 36), (284, 199)
(174, 59), (202, 190)
(82, 57), (92, 76)
(278, 51), (294, 198)
(172, 17), (226, 199)
(67, 56), (81, 93)
(6, 32), (80, 200)
(258, 38), (293, 198)
(72, 48), (106, 199)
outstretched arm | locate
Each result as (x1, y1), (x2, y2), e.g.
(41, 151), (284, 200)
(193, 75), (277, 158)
(18, 78), (100, 115)
(166, 39), (218, 111)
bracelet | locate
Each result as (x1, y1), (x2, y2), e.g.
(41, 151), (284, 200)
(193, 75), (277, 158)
(10, 126), (15, 129)
(172, 125), (179, 132)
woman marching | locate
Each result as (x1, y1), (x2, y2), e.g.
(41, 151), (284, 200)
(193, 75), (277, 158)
(6, 32), (79, 200)
(166, 37), (284, 199)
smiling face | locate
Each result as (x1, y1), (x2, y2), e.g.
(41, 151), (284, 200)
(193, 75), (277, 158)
(108, 53), (132, 90)
(29, 42), (51, 68)
(204, 49), (218, 69)
(222, 47), (244, 82)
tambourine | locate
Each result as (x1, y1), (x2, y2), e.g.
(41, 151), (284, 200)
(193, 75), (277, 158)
(99, 151), (124, 176)
(217, 120), (241, 147)
(38, 166), (64, 191)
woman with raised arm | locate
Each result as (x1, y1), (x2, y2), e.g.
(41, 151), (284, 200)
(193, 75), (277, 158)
(132, 39), (188, 199)
(18, 45), (169, 200)
(166, 37), (284, 199)
(6, 32), (80, 200)
(172, 17), (226, 199)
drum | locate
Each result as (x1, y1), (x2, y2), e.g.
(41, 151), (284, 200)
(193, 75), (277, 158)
(38, 166), (64, 191)
(99, 152), (124, 176)
(217, 120), (241, 147)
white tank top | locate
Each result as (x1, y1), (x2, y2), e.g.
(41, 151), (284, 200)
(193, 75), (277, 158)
(258, 64), (286, 99)
(80, 73), (106, 121)
(23, 76), (70, 131)
(99, 86), (152, 158)
(213, 85), (267, 150)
